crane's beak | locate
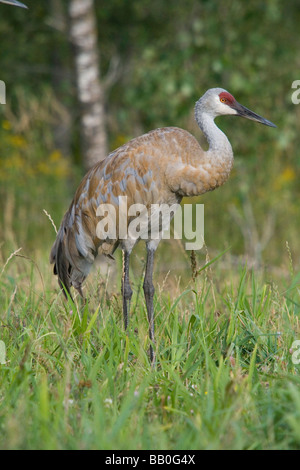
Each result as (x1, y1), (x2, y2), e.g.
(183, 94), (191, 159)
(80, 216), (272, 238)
(0, 0), (28, 8)
(233, 101), (276, 128)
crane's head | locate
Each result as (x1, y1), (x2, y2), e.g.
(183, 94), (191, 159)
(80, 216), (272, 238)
(198, 88), (276, 127)
(0, 0), (27, 8)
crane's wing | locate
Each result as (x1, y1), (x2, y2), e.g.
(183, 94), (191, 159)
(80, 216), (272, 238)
(50, 127), (203, 298)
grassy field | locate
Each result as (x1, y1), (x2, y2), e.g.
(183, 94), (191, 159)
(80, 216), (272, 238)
(1, 242), (300, 450)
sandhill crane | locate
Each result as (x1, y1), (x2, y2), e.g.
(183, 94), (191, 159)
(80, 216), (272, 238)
(50, 88), (276, 363)
(0, 0), (27, 7)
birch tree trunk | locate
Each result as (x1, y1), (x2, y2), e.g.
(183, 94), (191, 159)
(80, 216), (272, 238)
(49, 0), (71, 157)
(68, 0), (107, 170)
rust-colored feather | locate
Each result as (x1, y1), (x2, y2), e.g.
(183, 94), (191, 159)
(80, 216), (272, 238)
(50, 125), (232, 297)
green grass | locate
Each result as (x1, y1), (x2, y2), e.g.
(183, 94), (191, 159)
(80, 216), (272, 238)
(1, 248), (300, 450)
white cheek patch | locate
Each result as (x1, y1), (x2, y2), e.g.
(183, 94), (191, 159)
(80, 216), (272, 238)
(224, 105), (237, 115)
(218, 100), (237, 115)
(214, 95), (237, 116)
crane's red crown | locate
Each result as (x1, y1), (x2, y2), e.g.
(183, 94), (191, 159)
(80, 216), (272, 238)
(219, 91), (236, 106)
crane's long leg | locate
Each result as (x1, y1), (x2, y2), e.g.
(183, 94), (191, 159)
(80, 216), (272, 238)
(143, 246), (156, 364)
(122, 250), (132, 330)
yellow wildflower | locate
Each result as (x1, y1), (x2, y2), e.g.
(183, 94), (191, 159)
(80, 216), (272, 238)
(36, 161), (52, 175)
(9, 135), (27, 148)
(50, 150), (62, 162)
(3, 154), (24, 170)
(274, 165), (296, 190)
(2, 120), (11, 131)
(54, 160), (69, 178)
(281, 166), (296, 183)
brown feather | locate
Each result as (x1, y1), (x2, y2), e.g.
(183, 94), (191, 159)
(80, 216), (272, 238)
(50, 126), (233, 297)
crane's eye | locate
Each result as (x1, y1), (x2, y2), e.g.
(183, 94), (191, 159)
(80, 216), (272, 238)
(220, 97), (227, 103)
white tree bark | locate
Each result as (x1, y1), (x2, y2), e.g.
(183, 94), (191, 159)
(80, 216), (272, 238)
(68, 0), (107, 170)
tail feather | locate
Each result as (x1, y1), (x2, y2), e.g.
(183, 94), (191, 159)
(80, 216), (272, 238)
(50, 205), (95, 300)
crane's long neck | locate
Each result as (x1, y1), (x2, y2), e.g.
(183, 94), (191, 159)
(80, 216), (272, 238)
(195, 102), (234, 167)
